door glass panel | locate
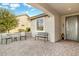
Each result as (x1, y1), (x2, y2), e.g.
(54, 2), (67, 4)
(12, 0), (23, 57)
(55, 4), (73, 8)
(66, 16), (77, 40)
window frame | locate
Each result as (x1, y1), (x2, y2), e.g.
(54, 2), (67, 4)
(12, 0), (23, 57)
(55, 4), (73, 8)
(36, 17), (45, 32)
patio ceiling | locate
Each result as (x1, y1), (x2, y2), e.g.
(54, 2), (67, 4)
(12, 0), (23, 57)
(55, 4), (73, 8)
(48, 3), (79, 15)
(29, 3), (79, 15)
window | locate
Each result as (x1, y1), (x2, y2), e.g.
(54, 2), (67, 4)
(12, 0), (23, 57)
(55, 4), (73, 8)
(37, 18), (44, 31)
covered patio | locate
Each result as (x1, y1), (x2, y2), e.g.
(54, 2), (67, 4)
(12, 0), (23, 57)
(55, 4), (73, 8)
(0, 3), (79, 56)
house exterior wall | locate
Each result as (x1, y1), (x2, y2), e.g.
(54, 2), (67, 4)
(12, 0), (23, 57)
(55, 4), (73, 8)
(54, 15), (61, 42)
(31, 15), (56, 42)
(45, 16), (55, 42)
(31, 17), (46, 37)
(31, 19), (37, 37)
(10, 15), (31, 33)
(29, 3), (61, 42)
(29, 3), (79, 42)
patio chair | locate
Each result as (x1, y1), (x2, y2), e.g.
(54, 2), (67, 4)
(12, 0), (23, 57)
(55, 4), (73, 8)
(25, 32), (32, 38)
(35, 32), (48, 41)
(1, 33), (12, 44)
(20, 32), (26, 40)
(0, 33), (2, 44)
(11, 32), (20, 41)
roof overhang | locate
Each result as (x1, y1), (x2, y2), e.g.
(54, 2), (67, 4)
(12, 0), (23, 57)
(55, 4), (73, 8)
(29, 13), (49, 20)
(28, 3), (79, 16)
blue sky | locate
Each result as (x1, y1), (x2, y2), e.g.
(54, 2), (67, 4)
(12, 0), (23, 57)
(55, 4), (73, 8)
(0, 3), (43, 17)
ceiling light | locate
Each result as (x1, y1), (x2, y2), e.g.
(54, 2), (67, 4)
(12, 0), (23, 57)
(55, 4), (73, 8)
(68, 8), (71, 11)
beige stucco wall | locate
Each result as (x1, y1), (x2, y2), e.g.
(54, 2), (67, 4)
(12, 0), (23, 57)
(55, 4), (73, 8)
(31, 15), (57, 42)
(10, 15), (31, 33)
(31, 19), (36, 37)
(54, 15), (61, 42)
(31, 17), (46, 37)
(45, 16), (56, 42)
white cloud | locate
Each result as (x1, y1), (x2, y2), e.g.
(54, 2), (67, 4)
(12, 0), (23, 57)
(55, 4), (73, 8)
(10, 7), (16, 10)
(0, 6), (2, 7)
(10, 3), (20, 8)
(25, 11), (29, 14)
(1, 3), (9, 6)
(23, 3), (32, 8)
(0, 5), (8, 9)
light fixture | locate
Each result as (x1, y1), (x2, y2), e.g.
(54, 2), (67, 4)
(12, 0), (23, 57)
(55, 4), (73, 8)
(68, 8), (71, 11)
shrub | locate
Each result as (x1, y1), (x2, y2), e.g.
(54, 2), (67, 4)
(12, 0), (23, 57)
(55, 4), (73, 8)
(26, 27), (31, 32)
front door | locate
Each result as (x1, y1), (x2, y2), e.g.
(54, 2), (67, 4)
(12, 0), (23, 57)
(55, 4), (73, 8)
(65, 16), (77, 40)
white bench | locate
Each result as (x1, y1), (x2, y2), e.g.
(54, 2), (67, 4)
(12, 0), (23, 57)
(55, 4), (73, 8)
(35, 32), (48, 41)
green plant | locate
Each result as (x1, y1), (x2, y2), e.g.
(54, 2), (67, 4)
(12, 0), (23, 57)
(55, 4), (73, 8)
(0, 8), (18, 33)
(26, 27), (31, 32)
(18, 29), (25, 32)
